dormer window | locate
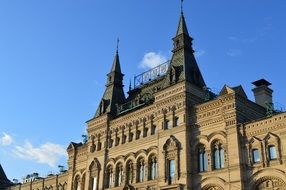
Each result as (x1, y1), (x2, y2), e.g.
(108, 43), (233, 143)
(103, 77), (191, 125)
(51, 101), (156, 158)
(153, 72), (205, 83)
(252, 149), (260, 163)
(268, 145), (277, 160)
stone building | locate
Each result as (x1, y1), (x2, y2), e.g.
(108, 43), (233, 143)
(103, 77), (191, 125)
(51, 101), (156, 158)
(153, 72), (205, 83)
(7, 8), (286, 190)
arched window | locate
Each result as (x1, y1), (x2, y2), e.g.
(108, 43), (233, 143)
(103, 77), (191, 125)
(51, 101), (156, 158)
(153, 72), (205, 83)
(126, 160), (133, 184)
(198, 145), (208, 172)
(89, 160), (100, 190)
(115, 164), (123, 187)
(149, 155), (157, 180)
(268, 145), (277, 160)
(106, 165), (113, 188)
(213, 142), (224, 169)
(74, 175), (80, 190)
(137, 158), (145, 182)
(252, 149), (261, 163)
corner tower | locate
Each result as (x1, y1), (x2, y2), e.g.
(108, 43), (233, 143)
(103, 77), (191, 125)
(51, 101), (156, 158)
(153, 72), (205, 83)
(165, 11), (206, 88)
(94, 49), (126, 117)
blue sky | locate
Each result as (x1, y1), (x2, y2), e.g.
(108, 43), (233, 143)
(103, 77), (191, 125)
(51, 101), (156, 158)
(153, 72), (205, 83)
(0, 0), (285, 181)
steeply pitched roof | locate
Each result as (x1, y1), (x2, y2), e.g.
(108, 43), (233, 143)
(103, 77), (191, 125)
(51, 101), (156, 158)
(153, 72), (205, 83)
(176, 13), (189, 36)
(94, 51), (126, 118)
(0, 164), (12, 188)
(110, 52), (122, 74)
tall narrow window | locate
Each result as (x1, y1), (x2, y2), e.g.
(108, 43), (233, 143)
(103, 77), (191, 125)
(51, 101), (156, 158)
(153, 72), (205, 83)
(74, 176), (80, 190)
(106, 166), (113, 188)
(151, 125), (157, 135)
(213, 142), (224, 169)
(174, 117), (179, 127)
(252, 149), (260, 163)
(268, 145), (277, 160)
(138, 158), (145, 182)
(115, 164), (123, 186)
(169, 160), (175, 180)
(126, 161), (133, 184)
(165, 120), (171, 129)
(198, 146), (208, 172)
(149, 156), (157, 180)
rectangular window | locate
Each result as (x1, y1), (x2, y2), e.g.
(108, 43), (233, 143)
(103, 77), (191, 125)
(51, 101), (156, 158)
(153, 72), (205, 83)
(214, 149), (220, 169)
(203, 152), (208, 171)
(252, 149), (260, 163)
(269, 146), (277, 160)
(169, 160), (175, 179)
(220, 149), (224, 168)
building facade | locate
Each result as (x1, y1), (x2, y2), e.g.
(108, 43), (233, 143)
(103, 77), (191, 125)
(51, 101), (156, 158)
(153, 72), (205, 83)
(7, 10), (286, 190)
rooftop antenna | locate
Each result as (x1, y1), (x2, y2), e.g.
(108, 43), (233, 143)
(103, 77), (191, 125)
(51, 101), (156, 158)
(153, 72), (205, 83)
(116, 37), (120, 54)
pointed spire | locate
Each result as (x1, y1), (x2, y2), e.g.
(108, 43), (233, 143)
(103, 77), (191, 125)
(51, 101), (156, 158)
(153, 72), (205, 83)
(111, 38), (122, 73)
(94, 40), (126, 118)
(165, 3), (206, 89)
(176, 13), (189, 36)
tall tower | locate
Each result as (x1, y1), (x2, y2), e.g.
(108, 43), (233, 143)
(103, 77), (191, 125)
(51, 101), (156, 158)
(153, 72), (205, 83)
(165, 11), (206, 88)
(94, 48), (126, 117)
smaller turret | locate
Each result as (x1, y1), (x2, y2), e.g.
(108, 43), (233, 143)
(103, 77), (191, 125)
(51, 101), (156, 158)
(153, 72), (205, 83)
(94, 47), (126, 117)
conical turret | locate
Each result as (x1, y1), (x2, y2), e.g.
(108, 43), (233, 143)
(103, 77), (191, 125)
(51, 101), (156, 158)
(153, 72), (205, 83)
(165, 12), (206, 88)
(94, 50), (126, 117)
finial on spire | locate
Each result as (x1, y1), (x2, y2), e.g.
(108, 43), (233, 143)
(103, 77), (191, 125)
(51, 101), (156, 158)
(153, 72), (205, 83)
(116, 38), (120, 54)
(129, 79), (132, 91)
(181, 0), (184, 15)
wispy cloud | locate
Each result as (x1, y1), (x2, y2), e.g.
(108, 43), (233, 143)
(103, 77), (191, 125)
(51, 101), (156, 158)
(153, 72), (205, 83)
(195, 50), (206, 58)
(228, 36), (239, 43)
(228, 17), (272, 44)
(13, 141), (67, 167)
(227, 49), (242, 57)
(139, 52), (167, 69)
(0, 132), (13, 146)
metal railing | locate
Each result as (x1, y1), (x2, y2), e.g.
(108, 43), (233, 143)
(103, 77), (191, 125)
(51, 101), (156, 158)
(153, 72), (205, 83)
(134, 60), (170, 88)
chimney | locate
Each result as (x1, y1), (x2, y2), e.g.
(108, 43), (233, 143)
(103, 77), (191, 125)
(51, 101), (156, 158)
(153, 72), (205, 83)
(252, 79), (273, 108)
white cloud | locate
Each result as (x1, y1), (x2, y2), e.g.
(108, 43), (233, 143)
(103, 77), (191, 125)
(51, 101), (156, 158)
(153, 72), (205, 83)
(13, 141), (67, 167)
(195, 50), (206, 57)
(0, 132), (13, 146)
(139, 52), (167, 69)
(227, 49), (242, 57)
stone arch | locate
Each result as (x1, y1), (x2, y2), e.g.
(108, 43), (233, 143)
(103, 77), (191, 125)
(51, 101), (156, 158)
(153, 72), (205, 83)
(207, 131), (227, 144)
(115, 155), (125, 165)
(135, 149), (147, 162)
(146, 146), (157, 157)
(200, 177), (226, 190)
(89, 158), (101, 171)
(254, 176), (286, 189)
(250, 168), (286, 189)
(201, 184), (224, 190)
(125, 153), (136, 163)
